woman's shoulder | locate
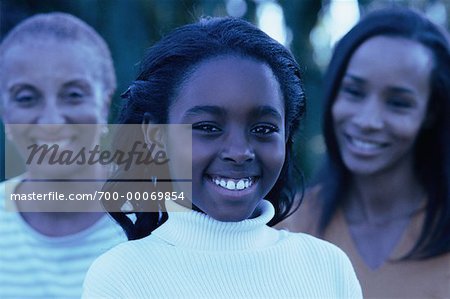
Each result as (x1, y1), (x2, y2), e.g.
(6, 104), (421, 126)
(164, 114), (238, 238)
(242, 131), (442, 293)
(275, 185), (323, 234)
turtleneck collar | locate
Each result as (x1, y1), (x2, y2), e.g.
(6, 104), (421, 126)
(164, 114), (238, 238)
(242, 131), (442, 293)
(151, 200), (280, 251)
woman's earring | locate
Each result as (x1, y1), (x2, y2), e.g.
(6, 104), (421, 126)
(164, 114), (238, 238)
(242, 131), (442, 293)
(151, 176), (158, 187)
(4, 124), (12, 141)
(101, 125), (109, 136)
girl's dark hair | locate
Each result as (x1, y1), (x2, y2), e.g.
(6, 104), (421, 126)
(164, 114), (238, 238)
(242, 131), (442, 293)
(105, 17), (305, 240)
(319, 8), (450, 259)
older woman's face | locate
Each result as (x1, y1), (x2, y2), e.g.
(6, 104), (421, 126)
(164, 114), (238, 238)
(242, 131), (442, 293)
(1, 38), (108, 125)
(0, 38), (110, 177)
(332, 36), (433, 176)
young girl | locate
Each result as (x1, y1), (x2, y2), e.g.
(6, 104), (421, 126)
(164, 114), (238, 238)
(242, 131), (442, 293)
(0, 13), (126, 298)
(280, 8), (450, 298)
(83, 17), (362, 298)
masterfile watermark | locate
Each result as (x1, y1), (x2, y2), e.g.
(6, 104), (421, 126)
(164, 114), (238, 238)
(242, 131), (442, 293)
(4, 124), (192, 212)
(26, 141), (169, 171)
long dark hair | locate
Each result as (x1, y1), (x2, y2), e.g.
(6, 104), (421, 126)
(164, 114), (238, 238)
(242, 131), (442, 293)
(105, 17), (306, 240)
(318, 8), (450, 259)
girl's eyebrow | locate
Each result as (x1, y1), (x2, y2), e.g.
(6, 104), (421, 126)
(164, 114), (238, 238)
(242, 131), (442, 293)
(182, 105), (282, 121)
(183, 105), (225, 118)
(253, 106), (283, 122)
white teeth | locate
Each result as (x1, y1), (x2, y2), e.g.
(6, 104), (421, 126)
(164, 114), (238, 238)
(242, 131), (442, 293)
(212, 177), (254, 191)
(236, 180), (245, 190)
(35, 138), (72, 147)
(351, 137), (383, 150)
(226, 181), (236, 190)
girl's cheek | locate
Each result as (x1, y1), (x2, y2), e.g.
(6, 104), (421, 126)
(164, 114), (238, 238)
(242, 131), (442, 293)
(258, 140), (285, 172)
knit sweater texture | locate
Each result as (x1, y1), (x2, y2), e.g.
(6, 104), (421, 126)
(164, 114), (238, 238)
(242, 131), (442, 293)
(83, 200), (362, 298)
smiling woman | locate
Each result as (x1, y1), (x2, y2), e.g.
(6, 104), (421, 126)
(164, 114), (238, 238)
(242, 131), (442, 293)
(82, 17), (363, 298)
(333, 36), (432, 177)
(0, 13), (126, 299)
(278, 7), (450, 299)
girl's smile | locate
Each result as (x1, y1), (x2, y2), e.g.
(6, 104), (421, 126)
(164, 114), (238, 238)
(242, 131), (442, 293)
(168, 55), (286, 222)
(209, 175), (257, 191)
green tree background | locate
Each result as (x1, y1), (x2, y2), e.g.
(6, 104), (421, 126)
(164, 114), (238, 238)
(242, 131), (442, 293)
(1, 0), (448, 182)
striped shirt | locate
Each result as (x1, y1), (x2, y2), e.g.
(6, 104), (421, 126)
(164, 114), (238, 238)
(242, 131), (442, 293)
(0, 178), (126, 299)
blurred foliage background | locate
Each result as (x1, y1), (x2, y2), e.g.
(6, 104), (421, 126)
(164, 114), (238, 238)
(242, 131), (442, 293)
(1, 0), (449, 182)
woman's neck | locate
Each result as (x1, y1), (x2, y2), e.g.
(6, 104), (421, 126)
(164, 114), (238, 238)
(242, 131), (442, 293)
(20, 211), (105, 237)
(20, 164), (107, 193)
(345, 158), (425, 225)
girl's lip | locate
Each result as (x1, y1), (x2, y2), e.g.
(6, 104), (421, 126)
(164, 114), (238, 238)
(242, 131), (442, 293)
(207, 174), (259, 180)
(206, 171), (260, 178)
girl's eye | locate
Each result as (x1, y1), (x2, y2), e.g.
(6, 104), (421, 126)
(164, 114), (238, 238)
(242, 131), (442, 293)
(192, 122), (221, 134)
(251, 124), (279, 136)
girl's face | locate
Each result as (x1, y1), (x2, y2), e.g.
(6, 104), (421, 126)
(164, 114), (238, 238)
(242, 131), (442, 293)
(0, 38), (109, 177)
(332, 36), (433, 176)
(169, 55), (286, 221)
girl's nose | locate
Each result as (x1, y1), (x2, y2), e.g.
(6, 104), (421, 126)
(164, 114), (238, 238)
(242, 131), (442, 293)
(351, 96), (383, 130)
(220, 131), (255, 164)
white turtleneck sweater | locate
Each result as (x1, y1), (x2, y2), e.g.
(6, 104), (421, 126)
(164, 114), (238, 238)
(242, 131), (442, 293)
(83, 200), (362, 298)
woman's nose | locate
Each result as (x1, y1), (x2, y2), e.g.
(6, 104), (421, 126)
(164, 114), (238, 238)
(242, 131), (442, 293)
(36, 101), (66, 124)
(351, 96), (384, 130)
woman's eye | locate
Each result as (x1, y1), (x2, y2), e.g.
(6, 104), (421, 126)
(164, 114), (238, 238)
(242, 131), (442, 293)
(13, 92), (37, 107)
(192, 122), (221, 133)
(251, 124), (279, 135)
(387, 98), (413, 109)
(63, 89), (85, 103)
(341, 85), (364, 99)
